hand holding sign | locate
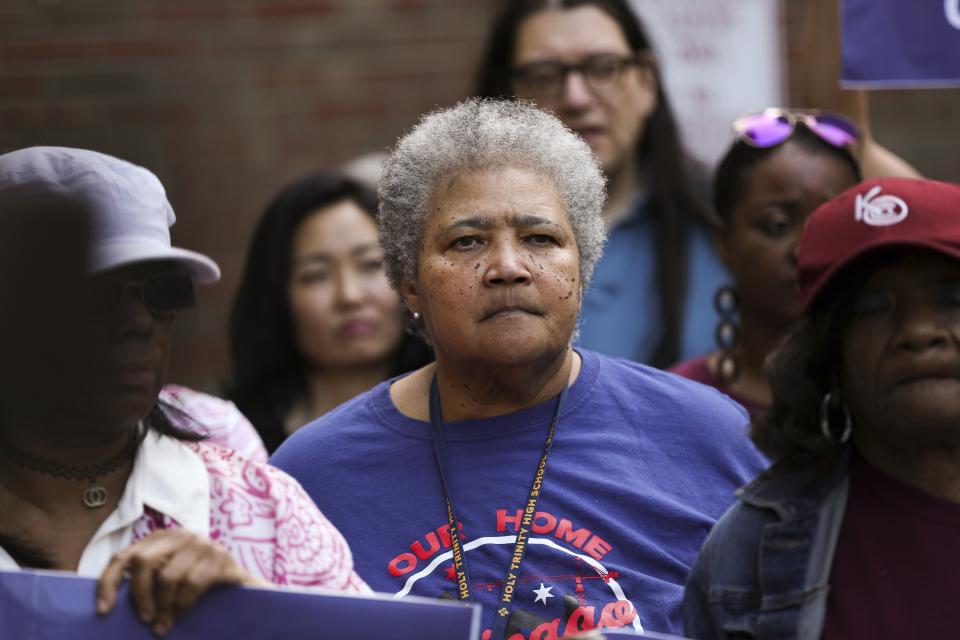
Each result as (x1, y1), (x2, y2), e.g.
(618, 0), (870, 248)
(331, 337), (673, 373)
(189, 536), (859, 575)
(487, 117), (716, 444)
(96, 529), (269, 636)
(1, 569), (480, 639)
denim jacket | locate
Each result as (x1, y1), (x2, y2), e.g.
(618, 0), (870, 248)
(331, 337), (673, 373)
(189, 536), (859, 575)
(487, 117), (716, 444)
(682, 452), (852, 639)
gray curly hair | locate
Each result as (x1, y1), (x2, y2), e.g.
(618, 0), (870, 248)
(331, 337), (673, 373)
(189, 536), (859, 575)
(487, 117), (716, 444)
(378, 98), (607, 307)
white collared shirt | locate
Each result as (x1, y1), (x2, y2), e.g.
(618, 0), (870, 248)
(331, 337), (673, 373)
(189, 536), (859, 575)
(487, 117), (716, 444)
(0, 433), (367, 592)
(0, 432), (209, 576)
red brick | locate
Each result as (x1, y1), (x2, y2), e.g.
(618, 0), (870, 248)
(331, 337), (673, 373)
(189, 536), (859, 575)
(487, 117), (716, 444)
(2, 1), (956, 393)
(256, 1), (337, 20)
(0, 39), (198, 63)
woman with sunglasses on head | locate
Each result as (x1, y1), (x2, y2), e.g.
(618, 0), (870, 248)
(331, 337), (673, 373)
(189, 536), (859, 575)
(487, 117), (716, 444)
(0, 147), (366, 637)
(669, 110), (863, 415)
(227, 173), (432, 454)
(683, 177), (960, 638)
(475, 0), (726, 367)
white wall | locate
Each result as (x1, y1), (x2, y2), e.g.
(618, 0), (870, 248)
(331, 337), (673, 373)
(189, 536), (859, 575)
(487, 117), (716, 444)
(631, 0), (785, 166)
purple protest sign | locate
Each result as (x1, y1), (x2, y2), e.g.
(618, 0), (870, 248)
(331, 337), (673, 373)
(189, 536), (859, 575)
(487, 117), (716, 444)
(592, 630), (689, 639)
(841, 0), (960, 87)
(0, 569), (480, 639)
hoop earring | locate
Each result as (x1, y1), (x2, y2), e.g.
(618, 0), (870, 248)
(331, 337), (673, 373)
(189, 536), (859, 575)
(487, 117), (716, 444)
(819, 391), (852, 445)
(714, 285), (739, 383)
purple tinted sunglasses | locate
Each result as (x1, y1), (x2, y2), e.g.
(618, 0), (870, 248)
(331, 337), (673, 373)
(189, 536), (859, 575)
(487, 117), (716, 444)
(732, 108), (861, 150)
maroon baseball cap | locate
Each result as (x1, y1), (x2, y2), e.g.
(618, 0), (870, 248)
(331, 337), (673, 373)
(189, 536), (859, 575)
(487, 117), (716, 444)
(797, 177), (960, 310)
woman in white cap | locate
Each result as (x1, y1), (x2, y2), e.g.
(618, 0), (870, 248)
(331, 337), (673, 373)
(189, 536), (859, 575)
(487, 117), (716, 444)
(684, 177), (960, 638)
(0, 147), (366, 636)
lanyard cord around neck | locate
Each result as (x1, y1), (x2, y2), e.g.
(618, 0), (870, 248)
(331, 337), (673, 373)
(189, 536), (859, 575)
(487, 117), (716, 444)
(428, 374), (569, 639)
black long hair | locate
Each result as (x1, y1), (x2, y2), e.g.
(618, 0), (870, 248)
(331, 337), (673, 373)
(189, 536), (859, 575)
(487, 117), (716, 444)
(474, 0), (711, 366)
(750, 254), (890, 476)
(226, 173), (432, 451)
(750, 301), (849, 475)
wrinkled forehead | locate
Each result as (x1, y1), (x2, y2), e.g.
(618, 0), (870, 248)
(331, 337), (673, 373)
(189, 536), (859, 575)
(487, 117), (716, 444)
(818, 247), (960, 319)
(424, 164), (568, 228)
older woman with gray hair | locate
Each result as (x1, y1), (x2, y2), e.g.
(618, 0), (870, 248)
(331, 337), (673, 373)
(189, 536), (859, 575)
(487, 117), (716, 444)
(271, 99), (765, 638)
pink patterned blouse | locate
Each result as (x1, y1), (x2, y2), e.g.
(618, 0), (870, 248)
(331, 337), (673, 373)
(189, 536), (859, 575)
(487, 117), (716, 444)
(130, 438), (368, 592)
(0, 433), (367, 594)
(160, 384), (268, 462)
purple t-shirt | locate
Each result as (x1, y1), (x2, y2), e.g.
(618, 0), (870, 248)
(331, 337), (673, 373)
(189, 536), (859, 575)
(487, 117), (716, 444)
(669, 354), (767, 418)
(271, 350), (767, 638)
(823, 452), (960, 638)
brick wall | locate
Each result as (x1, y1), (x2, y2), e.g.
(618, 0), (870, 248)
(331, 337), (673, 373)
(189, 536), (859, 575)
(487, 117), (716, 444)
(2, 0), (957, 392)
(1, 0), (495, 392)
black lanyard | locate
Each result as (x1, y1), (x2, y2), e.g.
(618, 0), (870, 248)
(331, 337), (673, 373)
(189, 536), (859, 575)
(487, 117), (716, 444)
(428, 374), (568, 639)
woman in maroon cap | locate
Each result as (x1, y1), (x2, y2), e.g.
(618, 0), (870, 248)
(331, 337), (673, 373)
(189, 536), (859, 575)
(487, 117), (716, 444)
(683, 177), (960, 639)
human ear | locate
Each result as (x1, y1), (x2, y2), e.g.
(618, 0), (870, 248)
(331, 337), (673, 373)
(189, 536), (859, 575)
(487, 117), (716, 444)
(400, 276), (420, 316)
(713, 222), (733, 271)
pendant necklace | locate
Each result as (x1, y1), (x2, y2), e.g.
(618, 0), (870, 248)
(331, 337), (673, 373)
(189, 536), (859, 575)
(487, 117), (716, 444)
(0, 421), (146, 509)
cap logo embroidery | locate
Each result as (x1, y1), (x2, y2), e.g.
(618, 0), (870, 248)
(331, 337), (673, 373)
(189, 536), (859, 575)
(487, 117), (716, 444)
(855, 185), (909, 227)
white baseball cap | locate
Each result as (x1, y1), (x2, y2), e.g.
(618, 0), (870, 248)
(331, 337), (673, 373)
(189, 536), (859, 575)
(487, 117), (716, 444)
(0, 146), (220, 283)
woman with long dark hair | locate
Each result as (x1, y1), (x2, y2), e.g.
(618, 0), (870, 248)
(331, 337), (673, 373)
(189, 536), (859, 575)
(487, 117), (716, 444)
(474, 0), (723, 366)
(228, 173), (431, 452)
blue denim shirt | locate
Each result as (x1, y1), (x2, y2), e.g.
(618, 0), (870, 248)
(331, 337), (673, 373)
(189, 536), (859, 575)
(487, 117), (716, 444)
(577, 197), (729, 363)
(682, 453), (851, 639)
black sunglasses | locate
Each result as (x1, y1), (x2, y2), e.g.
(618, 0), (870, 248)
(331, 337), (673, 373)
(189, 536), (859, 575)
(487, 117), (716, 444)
(83, 272), (195, 315)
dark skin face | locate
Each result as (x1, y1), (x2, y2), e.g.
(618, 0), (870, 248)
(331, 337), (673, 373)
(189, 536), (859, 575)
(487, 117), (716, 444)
(717, 142), (860, 330)
(2, 261), (177, 447)
(71, 261), (177, 439)
(841, 251), (960, 458)
(390, 165), (582, 423)
(1, 258), (260, 638)
(402, 165), (581, 373)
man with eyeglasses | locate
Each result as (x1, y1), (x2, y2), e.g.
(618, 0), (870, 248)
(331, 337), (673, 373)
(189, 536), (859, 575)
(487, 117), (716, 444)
(476, 0), (729, 368)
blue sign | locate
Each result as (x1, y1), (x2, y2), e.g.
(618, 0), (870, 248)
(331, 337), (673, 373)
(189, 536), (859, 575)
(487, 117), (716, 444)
(0, 570), (480, 639)
(842, 0), (960, 87)
(597, 630), (689, 639)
